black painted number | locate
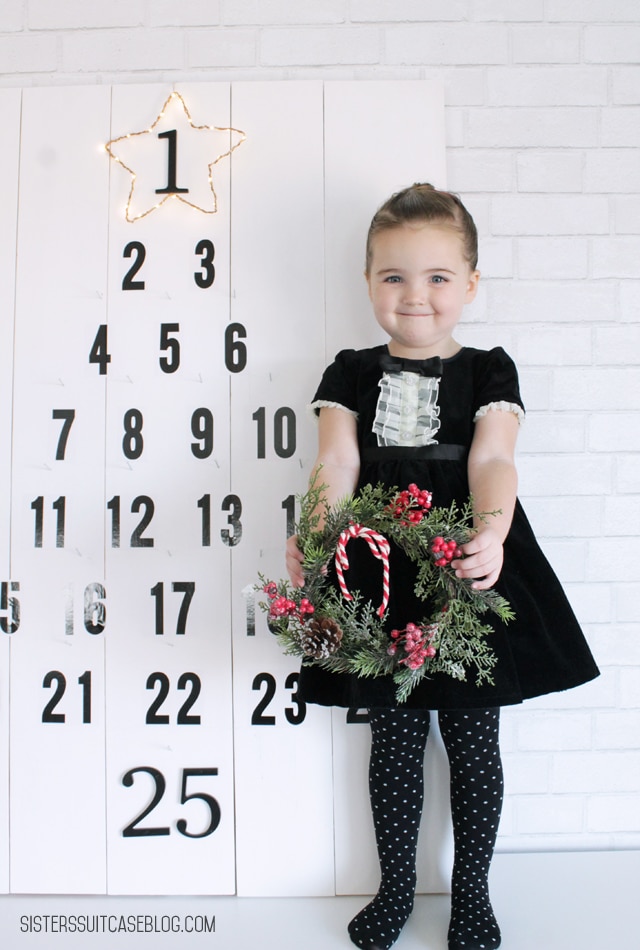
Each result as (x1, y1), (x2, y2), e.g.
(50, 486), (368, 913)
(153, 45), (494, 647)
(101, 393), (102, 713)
(52, 409), (75, 460)
(89, 325), (111, 375)
(282, 494), (295, 538)
(252, 407), (297, 459)
(194, 239), (215, 288)
(65, 582), (107, 636)
(1, 581), (20, 634)
(107, 495), (155, 548)
(220, 494), (242, 547)
(197, 495), (211, 546)
(190, 408), (214, 458)
(84, 582), (107, 635)
(251, 672), (306, 726)
(122, 767), (169, 837)
(155, 130), (188, 195)
(122, 409), (144, 460)
(224, 323), (247, 373)
(31, 496), (66, 548)
(42, 670), (92, 724)
(150, 581), (195, 636)
(159, 323), (180, 373)
(145, 672), (202, 725)
(122, 767), (220, 839)
(122, 241), (146, 290)
(197, 495), (244, 547)
(177, 768), (221, 838)
(243, 585), (256, 637)
(122, 241), (218, 294)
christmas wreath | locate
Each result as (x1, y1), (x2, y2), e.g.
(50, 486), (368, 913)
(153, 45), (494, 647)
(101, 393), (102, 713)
(257, 474), (514, 703)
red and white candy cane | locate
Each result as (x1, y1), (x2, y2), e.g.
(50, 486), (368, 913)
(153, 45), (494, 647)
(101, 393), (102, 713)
(335, 523), (391, 618)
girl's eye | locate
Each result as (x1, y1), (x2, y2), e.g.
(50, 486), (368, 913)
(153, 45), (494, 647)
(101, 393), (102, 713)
(384, 275), (402, 283)
(430, 275), (447, 284)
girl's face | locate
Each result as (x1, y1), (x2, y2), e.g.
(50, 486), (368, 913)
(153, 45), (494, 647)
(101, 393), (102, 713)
(366, 222), (479, 359)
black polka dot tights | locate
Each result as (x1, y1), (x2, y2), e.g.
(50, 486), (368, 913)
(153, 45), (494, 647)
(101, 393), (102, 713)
(348, 707), (502, 950)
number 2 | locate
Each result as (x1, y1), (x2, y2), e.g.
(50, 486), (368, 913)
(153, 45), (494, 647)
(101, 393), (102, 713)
(107, 495), (154, 548)
(121, 766), (220, 838)
(251, 672), (306, 726)
(122, 241), (146, 290)
(145, 672), (202, 725)
(42, 670), (92, 724)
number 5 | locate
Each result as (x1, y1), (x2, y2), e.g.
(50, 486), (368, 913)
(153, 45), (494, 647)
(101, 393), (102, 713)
(177, 768), (221, 838)
(159, 323), (180, 374)
(1, 581), (20, 634)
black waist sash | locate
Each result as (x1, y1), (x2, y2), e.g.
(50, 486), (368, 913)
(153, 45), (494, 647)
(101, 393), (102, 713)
(363, 444), (467, 462)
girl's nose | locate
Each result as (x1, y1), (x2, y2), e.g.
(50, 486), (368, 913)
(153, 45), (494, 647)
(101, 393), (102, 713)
(402, 281), (426, 304)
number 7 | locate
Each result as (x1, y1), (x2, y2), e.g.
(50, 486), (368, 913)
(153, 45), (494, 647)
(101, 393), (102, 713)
(52, 409), (76, 460)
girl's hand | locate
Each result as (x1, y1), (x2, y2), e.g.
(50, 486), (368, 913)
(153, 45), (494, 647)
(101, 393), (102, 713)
(451, 526), (504, 590)
(286, 534), (306, 588)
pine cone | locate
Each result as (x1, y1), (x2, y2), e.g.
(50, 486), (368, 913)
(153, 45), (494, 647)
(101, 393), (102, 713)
(300, 617), (343, 659)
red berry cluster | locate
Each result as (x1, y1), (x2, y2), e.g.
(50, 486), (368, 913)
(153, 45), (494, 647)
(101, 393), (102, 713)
(389, 483), (433, 525)
(263, 583), (314, 622)
(387, 622), (437, 671)
(431, 536), (463, 567)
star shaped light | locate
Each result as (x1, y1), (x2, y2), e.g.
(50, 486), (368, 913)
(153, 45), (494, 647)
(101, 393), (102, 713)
(105, 91), (246, 222)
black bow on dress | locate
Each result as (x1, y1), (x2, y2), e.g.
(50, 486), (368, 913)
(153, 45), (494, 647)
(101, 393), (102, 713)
(379, 353), (443, 377)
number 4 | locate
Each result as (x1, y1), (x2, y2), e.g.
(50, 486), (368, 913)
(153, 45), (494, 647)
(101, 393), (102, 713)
(89, 325), (111, 375)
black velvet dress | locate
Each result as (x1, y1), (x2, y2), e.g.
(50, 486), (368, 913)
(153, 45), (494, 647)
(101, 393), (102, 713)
(298, 345), (600, 710)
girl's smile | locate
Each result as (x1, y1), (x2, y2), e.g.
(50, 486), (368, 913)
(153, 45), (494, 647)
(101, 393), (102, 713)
(366, 222), (479, 359)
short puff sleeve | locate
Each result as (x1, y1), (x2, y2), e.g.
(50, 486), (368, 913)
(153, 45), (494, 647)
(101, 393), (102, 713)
(309, 349), (360, 419)
(472, 347), (525, 424)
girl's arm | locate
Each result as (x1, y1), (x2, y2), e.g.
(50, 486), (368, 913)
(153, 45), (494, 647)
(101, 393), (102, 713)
(452, 409), (520, 590)
(286, 406), (360, 587)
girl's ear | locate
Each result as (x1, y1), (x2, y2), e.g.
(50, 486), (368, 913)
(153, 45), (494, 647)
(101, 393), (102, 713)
(465, 269), (480, 303)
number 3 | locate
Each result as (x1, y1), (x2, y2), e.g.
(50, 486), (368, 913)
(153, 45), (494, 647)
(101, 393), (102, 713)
(194, 239), (215, 288)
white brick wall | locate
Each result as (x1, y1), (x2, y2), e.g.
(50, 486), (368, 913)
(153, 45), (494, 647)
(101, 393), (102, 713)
(1, 0), (638, 853)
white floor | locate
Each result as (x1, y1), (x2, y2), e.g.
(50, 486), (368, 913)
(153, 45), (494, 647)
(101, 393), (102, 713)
(1, 850), (638, 949)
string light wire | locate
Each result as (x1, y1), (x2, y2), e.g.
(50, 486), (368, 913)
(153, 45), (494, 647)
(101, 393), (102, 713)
(104, 90), (246, 222)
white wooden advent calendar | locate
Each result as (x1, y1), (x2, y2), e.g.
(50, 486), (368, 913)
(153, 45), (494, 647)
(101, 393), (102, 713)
(0, 80), (451, 897)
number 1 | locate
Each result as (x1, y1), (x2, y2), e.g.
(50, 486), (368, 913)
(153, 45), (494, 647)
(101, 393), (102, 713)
(31, 496), (66, 548)
(155, 130), (189, 195)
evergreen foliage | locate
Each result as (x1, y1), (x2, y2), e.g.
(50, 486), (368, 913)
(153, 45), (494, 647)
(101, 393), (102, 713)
(258, 471), (514, 703)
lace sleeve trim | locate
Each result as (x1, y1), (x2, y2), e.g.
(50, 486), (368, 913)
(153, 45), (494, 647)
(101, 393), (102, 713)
(308, 400), (359, 420)
(474, 401), (525, 425)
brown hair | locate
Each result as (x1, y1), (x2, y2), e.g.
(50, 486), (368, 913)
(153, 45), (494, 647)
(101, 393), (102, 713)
(365, 182), (478, 273)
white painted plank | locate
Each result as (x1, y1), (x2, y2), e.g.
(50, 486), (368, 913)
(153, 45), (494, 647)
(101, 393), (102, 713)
(0, 87), (22, 896)
(104, 83), (235, 895)
(229, 81), (334, 896)
(323, 80), (451, 895)
(9, 85), (111, 893)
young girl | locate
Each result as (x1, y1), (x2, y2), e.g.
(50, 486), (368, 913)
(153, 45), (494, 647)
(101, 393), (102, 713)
(286, 183), (599, 950)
